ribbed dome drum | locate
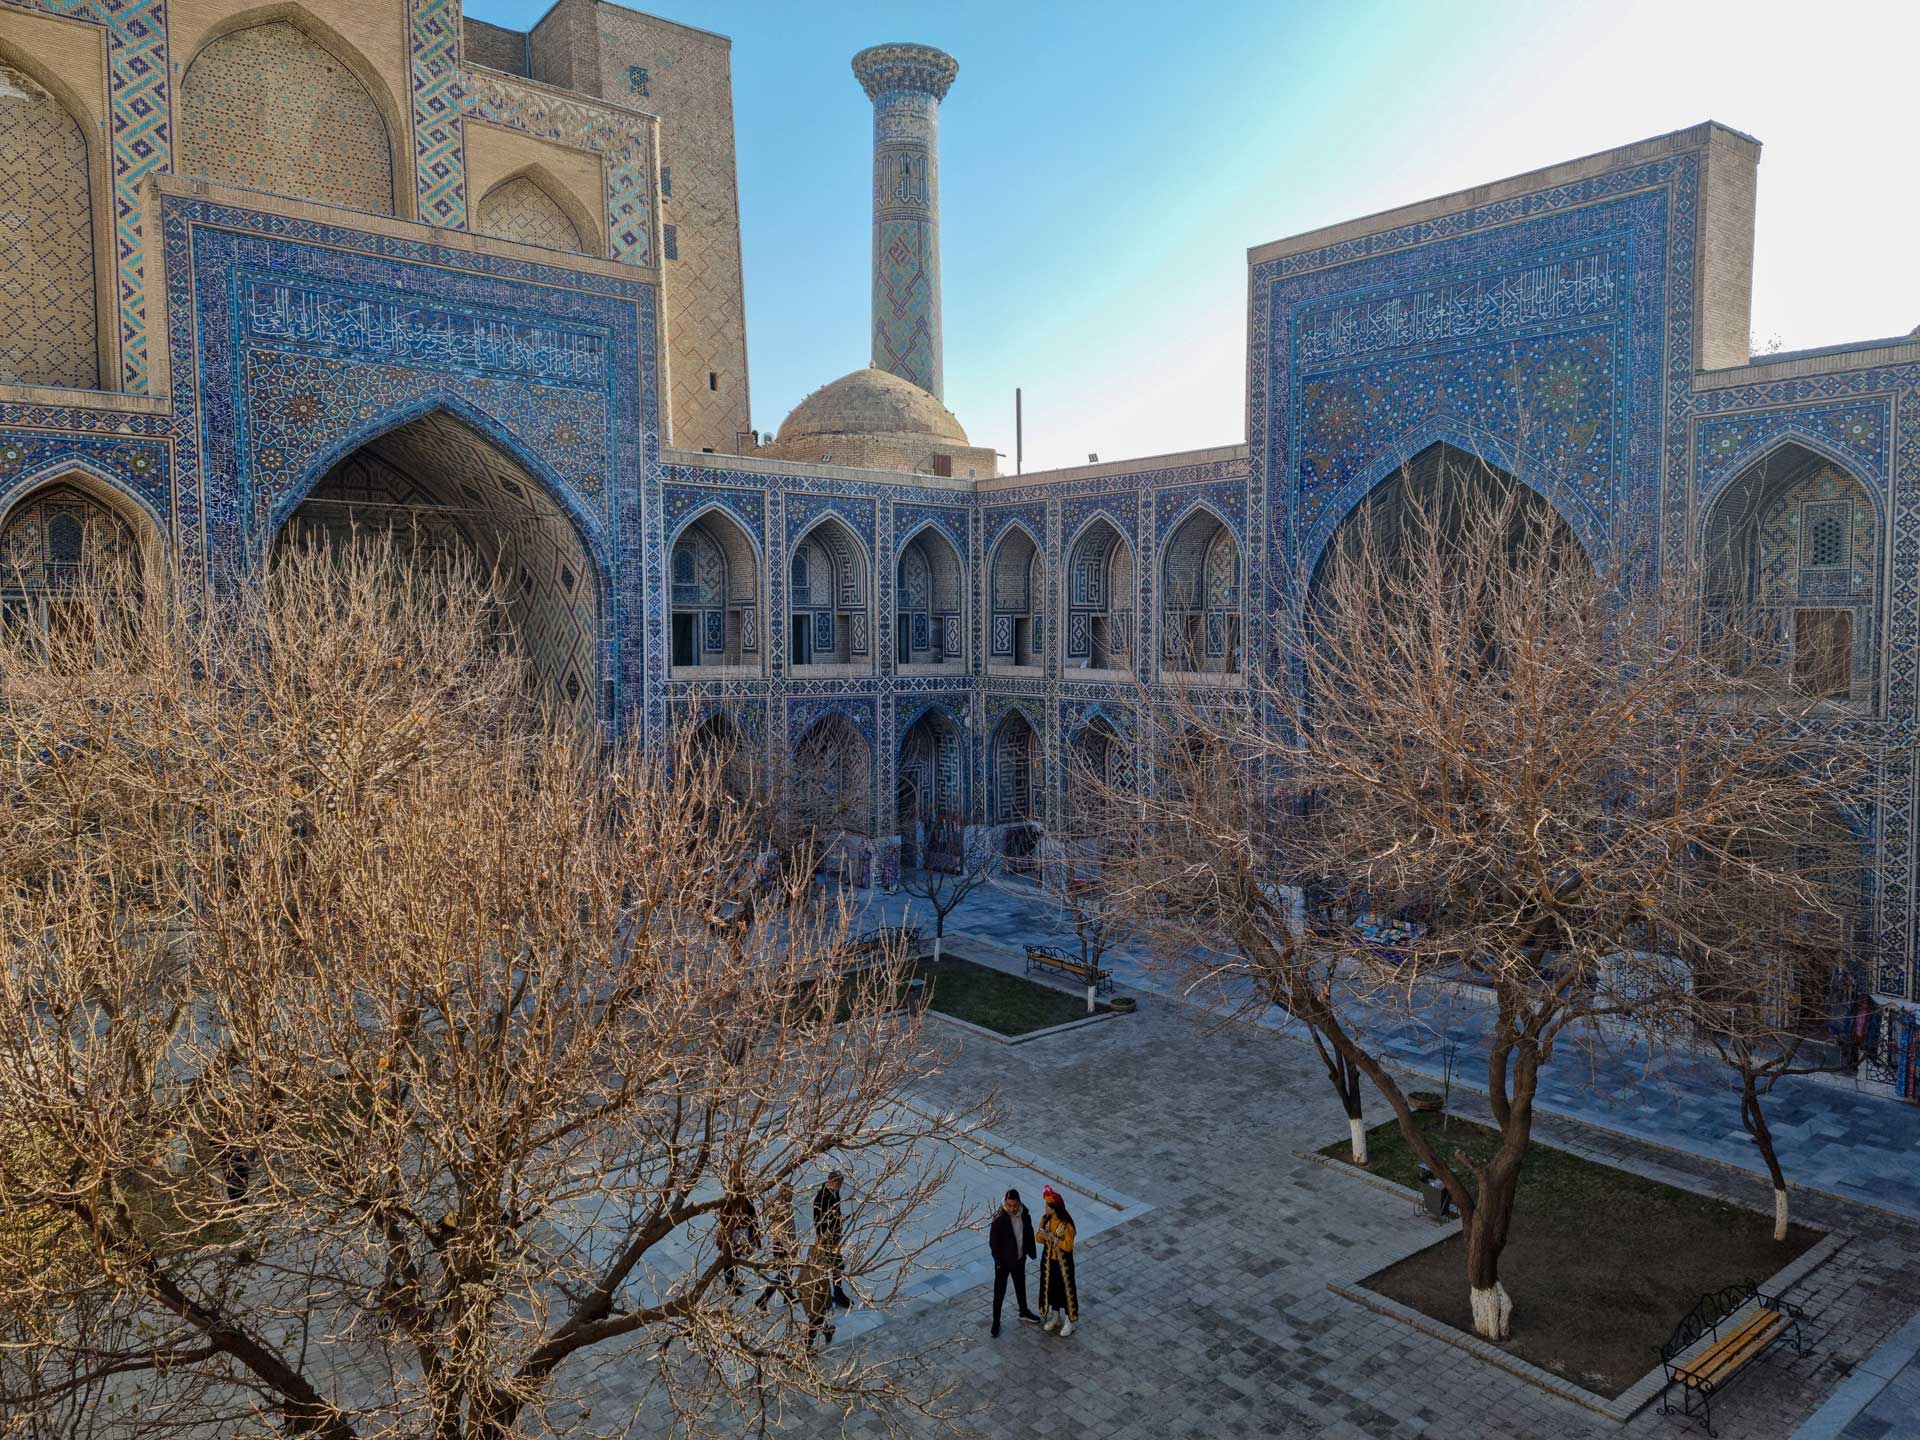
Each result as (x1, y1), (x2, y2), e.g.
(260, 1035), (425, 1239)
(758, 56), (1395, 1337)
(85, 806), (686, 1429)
(774, 366), (969, 445)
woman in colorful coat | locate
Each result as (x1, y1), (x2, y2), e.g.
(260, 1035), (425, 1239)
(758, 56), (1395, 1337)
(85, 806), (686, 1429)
(1037, 1186), (1078, 1335)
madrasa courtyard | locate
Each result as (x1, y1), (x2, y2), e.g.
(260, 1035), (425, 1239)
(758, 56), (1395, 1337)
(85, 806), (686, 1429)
(3, 0), (1920, 1436)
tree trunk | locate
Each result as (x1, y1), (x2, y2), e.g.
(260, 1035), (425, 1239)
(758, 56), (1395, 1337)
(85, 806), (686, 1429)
(1469, 1281), (1513, 1341)
(1462, 1021), (1537, 1342)
(1085, 983), (1096, 1015)
(1340, 1057), (1367, 1164)
(932, 929), (942, 964)
(1464, 1161), (1521, 1340)
(1741, 1077), (1791, 1241)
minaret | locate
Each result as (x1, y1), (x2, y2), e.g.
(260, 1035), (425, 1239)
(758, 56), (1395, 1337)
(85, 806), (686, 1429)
(851, 43), (958, 401)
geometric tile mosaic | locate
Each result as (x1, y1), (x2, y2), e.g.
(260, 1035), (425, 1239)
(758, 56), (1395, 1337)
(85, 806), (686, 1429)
(0, 63), (98, 388)
(178, 21), (395, 216)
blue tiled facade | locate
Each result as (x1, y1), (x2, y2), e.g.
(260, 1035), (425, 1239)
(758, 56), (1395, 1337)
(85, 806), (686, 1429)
(0, 14), (1915, 1009)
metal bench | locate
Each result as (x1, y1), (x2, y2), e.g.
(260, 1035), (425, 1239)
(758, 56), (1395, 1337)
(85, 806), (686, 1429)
(1658, 1281), (1808, 1436)
(847, 925), (922, 966)
(1023, 943), (1112, 994)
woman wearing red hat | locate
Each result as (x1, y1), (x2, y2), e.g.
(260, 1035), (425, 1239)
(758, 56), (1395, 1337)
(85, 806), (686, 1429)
(1036, 1186), (1079, 1336)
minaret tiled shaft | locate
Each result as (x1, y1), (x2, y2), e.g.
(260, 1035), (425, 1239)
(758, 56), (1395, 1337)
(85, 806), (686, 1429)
(851, 43), (957, 401)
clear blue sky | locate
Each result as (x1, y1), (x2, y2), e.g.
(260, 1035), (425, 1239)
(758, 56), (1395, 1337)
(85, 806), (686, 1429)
(467, 0), (1920, 474)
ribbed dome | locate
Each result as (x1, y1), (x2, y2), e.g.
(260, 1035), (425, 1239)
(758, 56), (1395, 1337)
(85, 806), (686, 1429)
(775, 367), (969, 445)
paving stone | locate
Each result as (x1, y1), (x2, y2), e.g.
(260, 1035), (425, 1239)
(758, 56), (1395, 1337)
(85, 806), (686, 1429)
(592, 930), (1920, 1439)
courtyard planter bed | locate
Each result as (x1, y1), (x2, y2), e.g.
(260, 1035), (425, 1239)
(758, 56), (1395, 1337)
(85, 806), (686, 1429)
(1318, 1113), (1821, 1399)
(915, 955), (1110, 1037)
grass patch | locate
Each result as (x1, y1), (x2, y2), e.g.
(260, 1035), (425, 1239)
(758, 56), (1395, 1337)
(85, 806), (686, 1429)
(1319, 1112), (1820, 1398)
(918, 954), (1105, 1036)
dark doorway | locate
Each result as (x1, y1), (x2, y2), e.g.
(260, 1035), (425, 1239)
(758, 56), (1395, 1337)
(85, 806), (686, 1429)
(671, 612), (697, 667)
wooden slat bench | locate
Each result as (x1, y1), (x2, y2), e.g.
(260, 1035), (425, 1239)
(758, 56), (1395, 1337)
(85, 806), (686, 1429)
(1658, 1281), (1808, 1436)
(1023, 943), (1113, 995)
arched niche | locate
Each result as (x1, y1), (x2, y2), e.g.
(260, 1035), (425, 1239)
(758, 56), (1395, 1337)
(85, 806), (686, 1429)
(1310, 441), (1587, 618)
(989, 523), (1042, 668)
(1703, 441), (1880, 708)
(1160, 508), (1242, 677)
(1064, 518), (1134, 674)
(787, 515), (870, 672)
(669, 510), (760, 674)
(180, 14), (398, 216)
(274, 408), (602, 723)
(989, 709), (1041, 826)
(0, 53), (99, 388)
(1064, 715), (1130, 837)
(897, 705), (967, 870)
(689, 709), (753, 805)
(476, 170), (589, 254)
(0, 478), (153, 634)
(895, 524), (964, 669)
(791, 712), (872, 838)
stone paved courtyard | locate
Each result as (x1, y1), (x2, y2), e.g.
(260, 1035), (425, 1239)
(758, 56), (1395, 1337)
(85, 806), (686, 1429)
(854, 882), (1920, 1223)
(618, 949), (1920, 1440)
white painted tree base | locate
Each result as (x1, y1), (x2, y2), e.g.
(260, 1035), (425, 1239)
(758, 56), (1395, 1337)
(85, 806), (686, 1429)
(1775, 1187), (1789, 1242)
(1470, 1282), (1513, 1340)
(1348, 1115), (1368, 1166)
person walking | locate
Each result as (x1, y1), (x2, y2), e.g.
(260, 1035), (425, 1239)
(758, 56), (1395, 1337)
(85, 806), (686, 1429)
(1036, 1186), (1079, 1336)
(987, 1187), (1041, 1337)
(754, 1181), (799, 1311)
(717, 1184), (760, 1297)
(812, 1170), (853, 1309)
(796, 1239), (838, 1349)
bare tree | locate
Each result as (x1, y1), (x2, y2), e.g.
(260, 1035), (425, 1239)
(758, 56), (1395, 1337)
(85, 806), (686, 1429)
(1089, 467), (1865, 1340)
(897, 829), (1000, 965)
(0, 542), (984, 1439)
(1676, 813), (1864, 1240)
(1038, 768), (1138, 1016)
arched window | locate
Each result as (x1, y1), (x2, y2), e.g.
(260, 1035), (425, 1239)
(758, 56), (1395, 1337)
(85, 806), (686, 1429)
(0, 61), (97, 388)
(670, 512), (758, 672)
(787, 518), (869, 671)
(1065, 519), (1134, 673)
(180, 21), (395, 215)
(895, 525), (962, 667)
(1161, 509), (1242, 676)
(989, 524), (1042, 668)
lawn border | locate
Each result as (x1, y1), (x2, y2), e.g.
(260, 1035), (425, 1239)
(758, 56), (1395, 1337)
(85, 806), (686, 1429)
(921, 1004), (1121, 1047)
(1309, 1134), (1851, 1421)
(909, 941), (1127, 1045)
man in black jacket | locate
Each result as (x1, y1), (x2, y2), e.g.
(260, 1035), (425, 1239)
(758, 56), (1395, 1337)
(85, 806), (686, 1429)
(987, 1188), (1041, 1336)
(812, 1171), (853, 1309)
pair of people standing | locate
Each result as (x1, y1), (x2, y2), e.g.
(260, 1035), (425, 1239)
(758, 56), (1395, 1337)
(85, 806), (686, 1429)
(748, 1170), (853, 1315)
(988, 1185), (1078, 1338)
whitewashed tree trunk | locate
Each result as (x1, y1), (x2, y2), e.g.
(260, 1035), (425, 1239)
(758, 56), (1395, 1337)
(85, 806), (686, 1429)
(1085, 983), (1097, 1014)
(932, 932), (942, 964)
(1469, 1282), (1513, 1341)
(1774, 1187), (1789, 1242)
(1348, 1116), (1368, 1166)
